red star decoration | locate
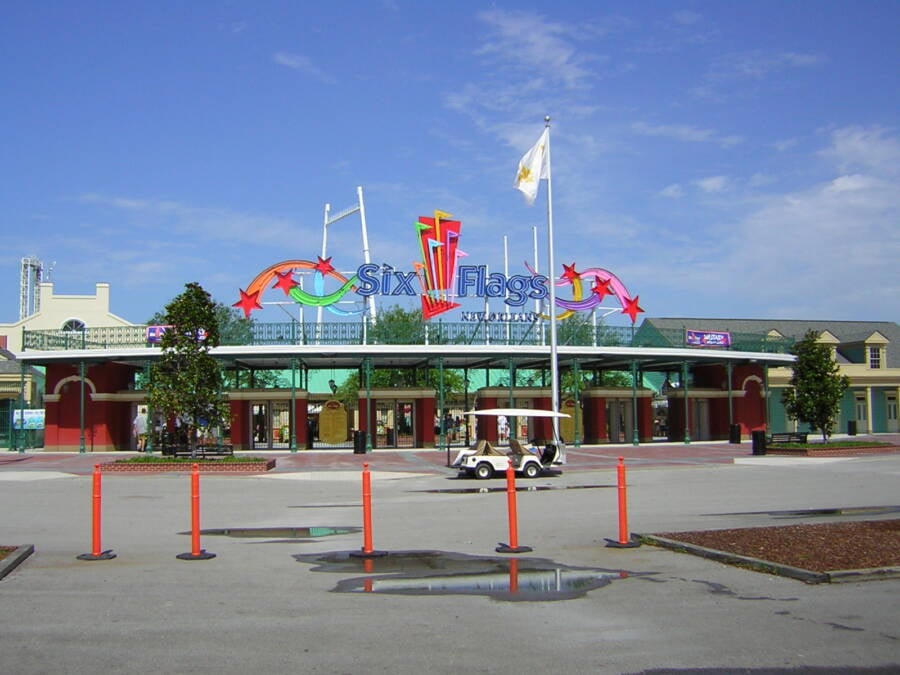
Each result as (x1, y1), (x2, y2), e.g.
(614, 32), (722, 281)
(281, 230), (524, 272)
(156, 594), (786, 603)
(621, 295), (644, 324)
(272, 270), (297, 295)
(233, 288), (263, 318)
(591, 275), (612, 301)
(561, 262), (580, 281)
(314, 256), (335, 276)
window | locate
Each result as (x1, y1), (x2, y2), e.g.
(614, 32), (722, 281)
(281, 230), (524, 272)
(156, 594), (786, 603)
(868, 346), (882, 369)
(61, 319), (86, 333)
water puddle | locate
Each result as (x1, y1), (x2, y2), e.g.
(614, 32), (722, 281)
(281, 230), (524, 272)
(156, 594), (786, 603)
(187, 526), (359, 541)
(421, 484), (613, 495)
(294, 549), (640, 601)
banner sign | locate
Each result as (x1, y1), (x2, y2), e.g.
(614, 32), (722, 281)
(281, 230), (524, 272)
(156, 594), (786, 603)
(685, 329), (731, 348)
(12, 408), (45, 430)
(146, 325), (207, 343)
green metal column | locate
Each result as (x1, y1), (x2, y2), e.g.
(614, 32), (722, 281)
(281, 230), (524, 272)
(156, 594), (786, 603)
(16, 363), (26, 453)
(631, 360), (639, 446)
(682, 361), (691, 445)
(364, 357), (373, 452)
(726, 361), (734, 428)
(437, 356), (447, 463)
(144, 362), (153, 453)
(290, 357), (298, 453)
(573, 359), (582, 448)
(506, 356), (514, 440)
(79, 361), (86, 454)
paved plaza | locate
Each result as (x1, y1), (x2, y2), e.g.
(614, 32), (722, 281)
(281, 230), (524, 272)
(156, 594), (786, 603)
(1, 440), (898, 674)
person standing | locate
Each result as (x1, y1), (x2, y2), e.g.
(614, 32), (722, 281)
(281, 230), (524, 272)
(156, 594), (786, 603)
(133, 407), (148, 452)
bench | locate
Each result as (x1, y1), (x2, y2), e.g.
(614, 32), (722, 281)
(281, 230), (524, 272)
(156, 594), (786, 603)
(172, 444), (234, 459)
(769, 432), (808, 444)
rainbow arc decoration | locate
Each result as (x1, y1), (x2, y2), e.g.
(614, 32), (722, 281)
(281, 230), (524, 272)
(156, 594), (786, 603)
(233, 258), (364, 319)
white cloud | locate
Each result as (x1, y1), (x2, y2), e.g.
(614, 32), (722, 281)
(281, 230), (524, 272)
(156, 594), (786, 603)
(658, 183), (684, 198)
(475, 9), (593, 90)
(694, 175), (729, 193)
(272, 51), (335, 84)
(632, 121), (743, 148)
(709, 49), (825, 80)
(821, 125), (900, 176)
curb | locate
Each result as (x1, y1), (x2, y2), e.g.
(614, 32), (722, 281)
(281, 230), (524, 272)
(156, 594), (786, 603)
(0, 544), (35, 581)
(637, 534), (900, 584)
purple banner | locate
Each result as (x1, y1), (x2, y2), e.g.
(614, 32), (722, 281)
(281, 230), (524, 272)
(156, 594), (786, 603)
(685, 329), (731, 348)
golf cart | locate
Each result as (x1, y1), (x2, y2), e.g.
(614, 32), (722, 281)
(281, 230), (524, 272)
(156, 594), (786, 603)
(451, 408), (567, 480)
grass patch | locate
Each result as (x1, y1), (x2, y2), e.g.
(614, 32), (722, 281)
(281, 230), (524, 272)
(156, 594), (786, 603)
(0, 546), (13, 562)
(114, 454), (268, 464)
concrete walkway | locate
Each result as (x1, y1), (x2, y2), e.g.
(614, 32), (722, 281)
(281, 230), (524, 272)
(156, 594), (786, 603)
(0, 437), (898, 674)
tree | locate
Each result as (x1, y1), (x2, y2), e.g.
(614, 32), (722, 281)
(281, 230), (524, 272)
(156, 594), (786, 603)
(368, 305), (426, 344)
(147, 282), (229, 452)
(781, 330), (850, 442)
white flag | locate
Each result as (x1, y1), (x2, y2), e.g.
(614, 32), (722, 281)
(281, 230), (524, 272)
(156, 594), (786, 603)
(514, 128), (549, 205)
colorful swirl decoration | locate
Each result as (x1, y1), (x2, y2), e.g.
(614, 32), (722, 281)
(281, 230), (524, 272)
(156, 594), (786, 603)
(232, 258), (363, 319)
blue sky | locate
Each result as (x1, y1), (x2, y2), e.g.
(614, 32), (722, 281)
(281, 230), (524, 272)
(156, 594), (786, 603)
(2, 1), (898, 327)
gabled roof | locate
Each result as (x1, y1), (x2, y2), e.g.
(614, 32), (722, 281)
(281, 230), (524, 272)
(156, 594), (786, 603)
(640, 319), (900, 367)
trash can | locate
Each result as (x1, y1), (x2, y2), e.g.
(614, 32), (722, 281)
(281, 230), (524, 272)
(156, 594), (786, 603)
(847, 420), (857, 436)
(353, 430), (368, 454)
(751, 430), (767, 456)
(729, 424), (741, 444)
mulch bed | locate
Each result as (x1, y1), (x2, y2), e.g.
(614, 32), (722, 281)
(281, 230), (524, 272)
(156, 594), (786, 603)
(645, 519), (900, 581)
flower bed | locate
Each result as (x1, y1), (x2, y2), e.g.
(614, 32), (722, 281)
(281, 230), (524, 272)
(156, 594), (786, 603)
(99, 458), (276, 473)
(765, 444), (899, 457)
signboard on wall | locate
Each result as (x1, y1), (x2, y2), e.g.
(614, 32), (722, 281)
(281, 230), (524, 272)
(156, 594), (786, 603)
(685, 330), (732, 348)
(12, 408), (45, 430)
(318, 399), (348, 444)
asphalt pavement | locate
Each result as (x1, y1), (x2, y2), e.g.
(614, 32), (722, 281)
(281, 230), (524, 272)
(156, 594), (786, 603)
(1, 438), (898, 674)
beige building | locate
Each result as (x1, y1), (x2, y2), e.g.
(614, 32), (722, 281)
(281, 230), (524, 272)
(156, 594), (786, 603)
(1, 282), (133, 449)
(0, 282), (133, 353)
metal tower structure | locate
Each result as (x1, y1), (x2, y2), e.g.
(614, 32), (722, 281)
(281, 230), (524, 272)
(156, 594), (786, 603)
(19, 256), (43, 320)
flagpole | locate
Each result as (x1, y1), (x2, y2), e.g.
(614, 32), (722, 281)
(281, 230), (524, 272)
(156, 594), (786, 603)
(543, 115), (561, 446)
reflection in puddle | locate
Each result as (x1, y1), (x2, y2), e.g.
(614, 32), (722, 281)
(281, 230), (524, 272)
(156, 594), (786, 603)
(191, 526), (359, 541)
(421, 484), (614, 495)
(294, 550), (638, 601)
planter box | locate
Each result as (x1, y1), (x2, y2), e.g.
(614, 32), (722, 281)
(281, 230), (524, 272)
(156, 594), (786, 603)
(99, 459), (276, 473)
(765, 445), (899, 457)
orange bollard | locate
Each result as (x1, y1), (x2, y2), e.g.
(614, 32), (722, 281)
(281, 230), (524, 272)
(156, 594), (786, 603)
(177, 464), (216, 560)
(351, 462), (385, 559)
(362, 462), (374, 554)
(77, 465), (116, 561)
(496, 460), (532, 553)
(606, 456), (640, 548)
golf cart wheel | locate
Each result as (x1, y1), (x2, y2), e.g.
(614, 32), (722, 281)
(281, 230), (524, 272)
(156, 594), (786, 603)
(522, 462), (540, 479)
(474, 463), (493, 480)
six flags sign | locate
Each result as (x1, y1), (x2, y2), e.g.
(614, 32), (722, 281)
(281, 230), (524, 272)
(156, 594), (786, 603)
(234, 211), (644, 323)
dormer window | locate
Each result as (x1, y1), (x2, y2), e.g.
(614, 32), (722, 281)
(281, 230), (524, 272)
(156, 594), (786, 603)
(868, 346), (882, 369)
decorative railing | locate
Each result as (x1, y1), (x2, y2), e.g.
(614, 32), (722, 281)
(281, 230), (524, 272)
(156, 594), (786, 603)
(21, 321), (794, 353)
